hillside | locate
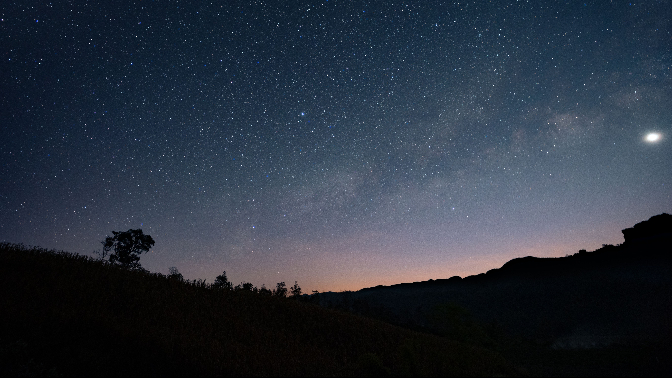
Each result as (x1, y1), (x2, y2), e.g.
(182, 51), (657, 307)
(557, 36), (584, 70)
(2, 214), (670, 376)
(318, 214), (672, 376)
(0, 243), (516, 376)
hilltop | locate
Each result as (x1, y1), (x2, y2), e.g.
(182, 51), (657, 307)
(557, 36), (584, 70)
(318, 213), (672, 376)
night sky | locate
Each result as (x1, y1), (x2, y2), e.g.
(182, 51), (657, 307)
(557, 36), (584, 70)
(1, 1), (670, 292)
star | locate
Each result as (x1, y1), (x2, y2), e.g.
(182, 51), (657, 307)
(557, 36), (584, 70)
(645, 133), (661, 143)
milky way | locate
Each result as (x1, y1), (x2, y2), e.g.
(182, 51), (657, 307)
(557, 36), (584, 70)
(1, 1), (670, 291)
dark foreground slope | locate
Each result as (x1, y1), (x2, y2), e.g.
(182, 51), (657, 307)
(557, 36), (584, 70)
(0, 243), (517, 377)
(319, 214), (672, 376)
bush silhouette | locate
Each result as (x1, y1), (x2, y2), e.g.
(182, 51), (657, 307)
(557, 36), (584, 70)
(168, 267), (184, 281)
(101, 229), (154, 270)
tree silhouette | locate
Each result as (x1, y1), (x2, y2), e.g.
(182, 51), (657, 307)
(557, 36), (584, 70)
(259, 284), (272, 296)
(290, 281), (302, 298)
(273, 281), (287, 297)
(236, 282), (255, 291)
(213, 271), (233, 290)
(101, 229), (154, 270)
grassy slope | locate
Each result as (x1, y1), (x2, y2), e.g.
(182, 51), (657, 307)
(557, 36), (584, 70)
(0, 243), (518, 376)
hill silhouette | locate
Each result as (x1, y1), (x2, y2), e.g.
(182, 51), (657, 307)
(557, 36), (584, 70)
(318, 213), (672, 376)
(1, 214), (670, 376)
(0, 243), (516, 376)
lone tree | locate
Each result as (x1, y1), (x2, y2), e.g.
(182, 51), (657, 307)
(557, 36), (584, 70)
(101, 229), (155, 270)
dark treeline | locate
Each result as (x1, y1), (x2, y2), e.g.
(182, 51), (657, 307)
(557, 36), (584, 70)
(96, 228), (308, 300)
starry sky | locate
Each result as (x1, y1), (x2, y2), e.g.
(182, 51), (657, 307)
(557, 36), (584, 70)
(1, 1), (670, 292)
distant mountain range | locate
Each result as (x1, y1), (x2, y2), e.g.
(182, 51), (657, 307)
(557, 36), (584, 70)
(318, 213), (672, 349)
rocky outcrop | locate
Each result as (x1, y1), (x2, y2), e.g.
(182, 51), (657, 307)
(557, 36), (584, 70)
(622, 213), (672, 244)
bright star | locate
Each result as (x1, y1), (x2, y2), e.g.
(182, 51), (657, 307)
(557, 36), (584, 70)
(645, 133), (661, 143)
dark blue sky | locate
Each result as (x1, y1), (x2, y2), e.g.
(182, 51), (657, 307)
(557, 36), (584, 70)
(1, 1), (670, 291)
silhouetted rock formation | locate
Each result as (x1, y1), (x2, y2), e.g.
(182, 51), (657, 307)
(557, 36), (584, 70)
(317, 213), (672, 352)
(622, 213), (672, 245)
